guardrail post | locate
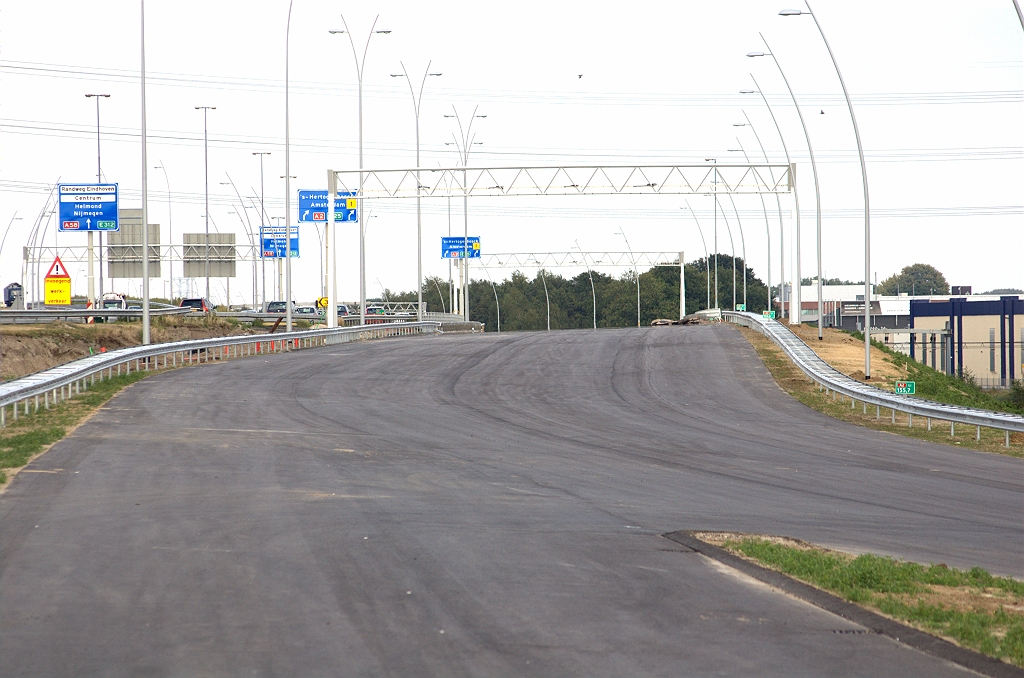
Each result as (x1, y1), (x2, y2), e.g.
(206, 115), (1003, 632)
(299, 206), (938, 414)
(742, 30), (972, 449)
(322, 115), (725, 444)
(876, 405), (880, 419)
(976, 426), (981, 441)
(13, 401), (18, 420)
(35, 394), (40, 412)
(891, 409), (895, 424)
(927, 417), (931, 431)
(1, 405), (4, 428)
(1007, 431), (1011, 448)
(908, 413), (913, 428)
(950, 421), (955, 437)
(44, 391), (49, 409)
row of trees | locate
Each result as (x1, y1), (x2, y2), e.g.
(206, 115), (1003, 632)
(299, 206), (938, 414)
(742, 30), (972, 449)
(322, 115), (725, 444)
(388, 254), (769, 332)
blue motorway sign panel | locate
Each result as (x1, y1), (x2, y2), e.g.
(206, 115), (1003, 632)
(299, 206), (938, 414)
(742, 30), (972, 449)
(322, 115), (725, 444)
(442, 236), (481, 259)
(260, 225), (299, 258)
(297, 190), (357, 223)
(58, 184), (119, 232)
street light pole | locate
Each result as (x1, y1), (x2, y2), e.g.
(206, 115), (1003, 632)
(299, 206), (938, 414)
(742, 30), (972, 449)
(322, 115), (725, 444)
(781, 2), (873, 373)
(140, 0), (150, 344)
(283, 0), (294, 332)
(682, 202), (711, 312)
(445, 107), (485, 322)
(715, 197), (738, 312)
(195, 105), (215, 305)
(731, 137), (770, 316)
(749, 35), (822, 337)
(252, 152), (270, 310)
(705, 159), (718, 309)
(330, 16), (391, 327)
(723, 188), (747, 310)
(392, 63), (442, 322)
(84, 93), (110, 308)
(617, 228), (640, 327)
(575, 239), (597, 330)
(154, 161), (173, 299)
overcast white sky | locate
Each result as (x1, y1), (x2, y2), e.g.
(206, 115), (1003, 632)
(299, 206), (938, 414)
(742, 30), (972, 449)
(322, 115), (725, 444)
(1, 0), (1021, 306)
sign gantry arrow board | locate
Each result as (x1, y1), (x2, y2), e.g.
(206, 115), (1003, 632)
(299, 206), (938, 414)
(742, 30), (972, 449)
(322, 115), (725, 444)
(44, 255), (72, 305)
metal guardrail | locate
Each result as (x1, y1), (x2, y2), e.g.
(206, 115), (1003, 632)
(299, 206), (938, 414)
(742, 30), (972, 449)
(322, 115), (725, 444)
(0, 307), (194, 322)
(0, 321), (439, 428)
(724, 311), (1024, 445)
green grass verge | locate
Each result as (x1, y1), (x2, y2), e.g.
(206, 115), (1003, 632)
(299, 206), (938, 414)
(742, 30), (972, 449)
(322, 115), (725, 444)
(723, 537), (1024, 666)
(848, 330), (1024, 416)
(738, 326), (1023, 457)
(0, 371), (150, 484)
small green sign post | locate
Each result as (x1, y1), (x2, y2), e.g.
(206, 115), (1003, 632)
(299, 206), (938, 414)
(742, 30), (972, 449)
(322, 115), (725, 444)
(894, 380), (916, 395)
(762, 310), (776, 319)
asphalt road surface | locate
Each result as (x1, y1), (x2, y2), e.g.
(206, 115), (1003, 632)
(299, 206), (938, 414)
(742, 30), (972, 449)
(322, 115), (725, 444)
(1, 325), (1020, 677)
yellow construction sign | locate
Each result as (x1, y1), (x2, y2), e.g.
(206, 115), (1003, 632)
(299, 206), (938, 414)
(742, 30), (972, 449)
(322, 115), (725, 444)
(44, 256), (72, 305)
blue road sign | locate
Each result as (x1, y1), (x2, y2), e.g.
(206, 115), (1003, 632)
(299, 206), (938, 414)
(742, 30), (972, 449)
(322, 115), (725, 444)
(260, 225), (299, 258)
(442, 236), (481, 259)
(58, 184), (119, 232)
(297, 190), (357, 223)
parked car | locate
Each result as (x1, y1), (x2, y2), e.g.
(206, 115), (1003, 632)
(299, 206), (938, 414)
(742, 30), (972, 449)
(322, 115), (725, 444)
(318, 304), (351, 319)
(265, 301), (296, 314)
(180, 298), (212, 313)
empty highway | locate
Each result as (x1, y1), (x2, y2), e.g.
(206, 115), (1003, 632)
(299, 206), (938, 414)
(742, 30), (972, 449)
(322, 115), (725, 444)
(1, 325), (1020, 676)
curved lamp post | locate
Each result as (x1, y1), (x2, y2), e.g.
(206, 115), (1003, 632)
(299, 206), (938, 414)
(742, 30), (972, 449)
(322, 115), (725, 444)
(748, 35), (824, 336)
(445, 107), (486, 321)
(84, 93), (110, 307)
(391, 63), (441, 321)
(482, 266), (500, 332)
(330, 16), (391, 327)
(616, 228), (640, 327)
(781, 2), (873, 375)
(682, 202), (711, 311)
(574, 239), (597, 329)
(731, 137), (771, 315)
(741, 79), (792, 319)
(714, 197), (738, 311)
(721, 161), (749, 311)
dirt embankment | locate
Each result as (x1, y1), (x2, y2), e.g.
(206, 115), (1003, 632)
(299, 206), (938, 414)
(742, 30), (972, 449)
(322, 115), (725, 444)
(1, 318), (257, 381)
(786, 324), (906, 382)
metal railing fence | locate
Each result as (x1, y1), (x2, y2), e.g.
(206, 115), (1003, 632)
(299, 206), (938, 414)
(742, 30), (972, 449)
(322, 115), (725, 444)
(724, 311), (1024, 446)
(0, 321), (439, 428)
(1, 307), (193, 323)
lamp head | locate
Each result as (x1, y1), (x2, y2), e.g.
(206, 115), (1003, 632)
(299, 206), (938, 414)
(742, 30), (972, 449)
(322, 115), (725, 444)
(779, 9), (805, 16)
(739, 89), (756, 94)
(746, 52), (765, 58)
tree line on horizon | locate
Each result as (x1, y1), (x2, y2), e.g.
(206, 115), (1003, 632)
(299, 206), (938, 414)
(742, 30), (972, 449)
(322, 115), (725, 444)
(387, 253), (769, 332)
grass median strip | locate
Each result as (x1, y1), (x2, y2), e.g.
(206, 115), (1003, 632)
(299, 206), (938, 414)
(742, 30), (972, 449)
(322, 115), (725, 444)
(0, 371), (150, 487)
(736, 325), (1024, 457)
(698, 532), (1024, 668)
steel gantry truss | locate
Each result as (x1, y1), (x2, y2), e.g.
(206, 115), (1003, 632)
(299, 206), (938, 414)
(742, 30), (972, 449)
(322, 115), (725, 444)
(325, 162), (794, 329)
(336, 163), (792, 200)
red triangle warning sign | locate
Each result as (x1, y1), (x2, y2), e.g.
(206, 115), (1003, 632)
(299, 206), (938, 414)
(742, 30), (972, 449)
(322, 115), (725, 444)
(45, 256), (70, 279)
